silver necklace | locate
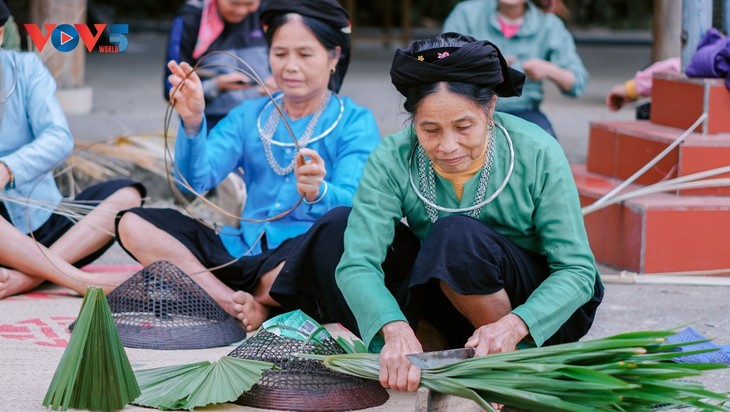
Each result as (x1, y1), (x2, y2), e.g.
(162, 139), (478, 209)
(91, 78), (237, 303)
(409, 122), (515, 222)
(257, 92), (344, 147)
(259, 91), (332, 176)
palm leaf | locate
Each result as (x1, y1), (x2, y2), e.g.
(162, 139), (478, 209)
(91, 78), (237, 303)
(42, 287), (140, 411)
(318, 329), (730, 411)
(133, 356), (273, 410)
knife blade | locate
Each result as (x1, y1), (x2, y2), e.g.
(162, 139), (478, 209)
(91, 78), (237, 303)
(406, 347), (476, 369)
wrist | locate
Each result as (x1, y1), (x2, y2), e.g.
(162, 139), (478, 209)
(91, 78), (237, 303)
(624, 79), (639, 101)
(504, 313), (529, 340)
(0, 160), (16, 190)
(381, 321), (412, 340)
(303, 181), (328, 204)
(181, 116), (203, 136)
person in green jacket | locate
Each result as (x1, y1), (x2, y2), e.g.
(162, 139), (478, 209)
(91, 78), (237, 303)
(237, 32), (602, 393)
(443, 0), (588, 138)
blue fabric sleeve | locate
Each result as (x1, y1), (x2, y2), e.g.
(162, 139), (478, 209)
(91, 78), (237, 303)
(174, 104), (249, 192)
(3, 54), (73, 188)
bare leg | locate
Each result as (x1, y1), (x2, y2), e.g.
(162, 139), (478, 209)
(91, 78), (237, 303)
(49, 186), (142, 263)
(0, 218), (127, 298)
(232, 261), (283, 331)
(118, 213), (242, 317)
(439, 281), (512, 327)
(118, 212), (285, 332)
(0, 186), (142, 297)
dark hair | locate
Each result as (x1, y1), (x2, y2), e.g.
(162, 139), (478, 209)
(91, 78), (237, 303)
(264, 13), (350, 93)
(401, 33), (497, 117)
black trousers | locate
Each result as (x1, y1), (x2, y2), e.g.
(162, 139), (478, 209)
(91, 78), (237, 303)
(269, 207), (604, 348)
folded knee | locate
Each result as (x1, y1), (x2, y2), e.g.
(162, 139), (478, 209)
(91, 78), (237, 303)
(116, 209), (145, 243)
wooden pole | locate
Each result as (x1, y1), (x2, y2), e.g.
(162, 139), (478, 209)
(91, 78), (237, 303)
(401, 0), (411, 47)
(29, 0), (86, 88)
(28, 0), (91, 114)
(681, 0), (712, 71)
(652, 0), (682, 63)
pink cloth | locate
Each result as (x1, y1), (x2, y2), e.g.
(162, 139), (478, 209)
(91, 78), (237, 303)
(498, 15), (522, 39)
(193, 0), (225, 59)
(634, 57), (680, 97)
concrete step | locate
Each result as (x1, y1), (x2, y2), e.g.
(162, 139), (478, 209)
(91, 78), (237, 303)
(574, 165), (730, 274)
(586, 120), (730, 196)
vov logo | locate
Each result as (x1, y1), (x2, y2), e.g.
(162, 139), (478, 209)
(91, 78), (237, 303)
(24, 23), (129, 53)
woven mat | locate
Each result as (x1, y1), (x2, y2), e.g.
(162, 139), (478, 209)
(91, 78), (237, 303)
(0, 283), (413, 411)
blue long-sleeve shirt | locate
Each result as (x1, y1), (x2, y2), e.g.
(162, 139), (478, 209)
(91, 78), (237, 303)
(0, 50), (73, 233)
(175, 93), (381, 256)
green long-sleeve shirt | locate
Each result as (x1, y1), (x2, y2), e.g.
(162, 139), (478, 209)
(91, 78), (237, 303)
(335, 112), (600, 350)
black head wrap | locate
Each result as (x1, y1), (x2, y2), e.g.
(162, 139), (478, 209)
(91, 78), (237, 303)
(260, 0), (351, 34)
(0, 1), (10, 27)
(390, 32), (525, 98)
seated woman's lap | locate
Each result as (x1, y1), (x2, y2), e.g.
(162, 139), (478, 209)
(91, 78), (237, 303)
(116, 207), (295, 292)
(412, 215), (602, 347)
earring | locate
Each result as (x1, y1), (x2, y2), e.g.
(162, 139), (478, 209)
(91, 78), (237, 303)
(330, 67), (336, 75)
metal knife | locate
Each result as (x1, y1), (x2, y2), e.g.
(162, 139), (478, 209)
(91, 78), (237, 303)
(406, 347), (476, 369)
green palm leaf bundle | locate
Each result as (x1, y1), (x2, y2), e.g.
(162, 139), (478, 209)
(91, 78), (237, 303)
(133, 356), (273, 410)
(320, 331), (730, 412)
(43, 287), (140, 411)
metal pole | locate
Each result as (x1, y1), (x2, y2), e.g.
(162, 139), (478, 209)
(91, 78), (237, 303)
(652, 0), (682, 62)
(681, 0), (713, 71)
(724, 0), (730, 35)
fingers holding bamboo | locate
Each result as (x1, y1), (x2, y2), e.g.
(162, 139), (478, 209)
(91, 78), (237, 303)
(295, 148), (326, 202)
(167, 60), (205, 133)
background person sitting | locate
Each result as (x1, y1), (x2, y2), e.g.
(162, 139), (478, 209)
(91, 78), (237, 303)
(165, 0), (275, 130)
(0, 1), (145, 298)
(443, 0), (588, 138)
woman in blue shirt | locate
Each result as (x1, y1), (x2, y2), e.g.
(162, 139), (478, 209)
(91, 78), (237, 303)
(116, 0), (380, 332)
(0, 3), (145, 299)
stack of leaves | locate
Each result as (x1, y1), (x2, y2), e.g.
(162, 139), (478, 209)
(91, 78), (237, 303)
(133, 356), (273, 410)
(43, 287), (140, 411)
(320, 331), (730, 412)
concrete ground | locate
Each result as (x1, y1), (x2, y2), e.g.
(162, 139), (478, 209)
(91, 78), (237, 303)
(2, 32), (728, 411)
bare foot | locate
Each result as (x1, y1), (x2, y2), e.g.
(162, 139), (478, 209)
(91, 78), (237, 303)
(0, 268), (45, 299)
(232, 290), (270, 332)
(81, 270), (135, 296)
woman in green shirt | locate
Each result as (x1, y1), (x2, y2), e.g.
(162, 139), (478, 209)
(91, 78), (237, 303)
(248, 32), (603, 393)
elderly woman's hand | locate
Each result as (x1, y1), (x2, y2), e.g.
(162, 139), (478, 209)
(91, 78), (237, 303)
(380, 321), (423, 392)
(465, 313), (529, 356)
(167, 60), (205, 135)
(295, 148), (327, 202)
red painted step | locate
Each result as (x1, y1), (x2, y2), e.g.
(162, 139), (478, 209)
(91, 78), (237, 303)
(651, 72), (730, 134)
(586, 121), (730, 196)
(574, 165), (730, 274)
